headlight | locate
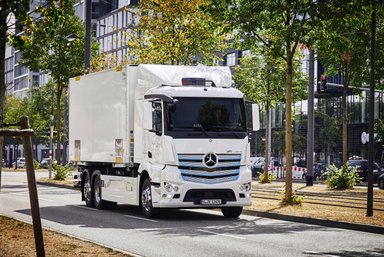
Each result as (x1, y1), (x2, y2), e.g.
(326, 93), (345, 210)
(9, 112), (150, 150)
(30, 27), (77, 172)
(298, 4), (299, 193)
(163, 182), (179, 193)
(239, 182), (252, 192)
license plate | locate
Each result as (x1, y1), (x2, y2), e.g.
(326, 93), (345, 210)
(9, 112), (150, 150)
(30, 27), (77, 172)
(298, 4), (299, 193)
(200, 199), (222, 205)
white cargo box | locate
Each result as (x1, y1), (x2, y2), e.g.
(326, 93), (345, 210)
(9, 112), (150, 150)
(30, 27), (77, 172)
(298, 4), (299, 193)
(69, 64), (232, 165)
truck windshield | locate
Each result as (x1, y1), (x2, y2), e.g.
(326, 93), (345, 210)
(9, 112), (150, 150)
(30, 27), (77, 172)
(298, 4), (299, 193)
(166, 97), (247, 139)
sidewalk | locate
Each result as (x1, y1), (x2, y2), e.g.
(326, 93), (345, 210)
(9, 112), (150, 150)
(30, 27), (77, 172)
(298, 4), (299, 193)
(34, 175), (384, 234)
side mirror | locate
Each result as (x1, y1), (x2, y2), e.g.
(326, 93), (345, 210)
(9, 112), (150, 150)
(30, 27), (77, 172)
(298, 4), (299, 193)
(252, 103), (260, 131)
(143, 101), (153, 130)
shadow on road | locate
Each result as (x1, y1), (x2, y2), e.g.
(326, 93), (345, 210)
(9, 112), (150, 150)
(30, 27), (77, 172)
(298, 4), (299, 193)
(16, 204), (339, 238)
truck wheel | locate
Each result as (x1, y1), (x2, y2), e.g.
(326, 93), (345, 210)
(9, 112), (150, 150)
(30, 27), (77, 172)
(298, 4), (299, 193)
(221, 207), (243, 218)
(379, 178), (384, 190)
(83, 172), (94, 207)
(141, 179), (159, 218)
(93, 175), (117, 210)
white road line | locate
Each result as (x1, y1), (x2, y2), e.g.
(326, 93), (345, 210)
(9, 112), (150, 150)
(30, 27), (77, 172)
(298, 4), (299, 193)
(73, 205), (99, 211)
(124, 214), (159, 223)
(197, 229), (246, 240)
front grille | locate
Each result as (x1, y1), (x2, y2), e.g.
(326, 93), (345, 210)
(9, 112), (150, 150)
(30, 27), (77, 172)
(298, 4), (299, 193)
(178, 154), (241, 184)
(183, 189), (236, 203)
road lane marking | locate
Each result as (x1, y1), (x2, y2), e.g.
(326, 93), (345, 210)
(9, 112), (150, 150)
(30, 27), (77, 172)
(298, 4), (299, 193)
(124, 215), (159, 223)
(197, 229), (246, 240)
(39, 197), (55, 202)
(73, 205), (99, 211)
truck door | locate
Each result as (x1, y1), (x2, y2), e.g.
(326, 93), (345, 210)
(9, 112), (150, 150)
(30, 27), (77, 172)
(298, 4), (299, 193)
(145, 100), (165, 173)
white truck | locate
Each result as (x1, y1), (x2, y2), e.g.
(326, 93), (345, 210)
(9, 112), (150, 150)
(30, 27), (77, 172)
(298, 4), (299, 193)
(69, 64), (259, 218)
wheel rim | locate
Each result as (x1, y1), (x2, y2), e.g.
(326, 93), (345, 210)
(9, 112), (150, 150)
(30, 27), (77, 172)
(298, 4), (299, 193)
(84, 175), (91, 201)
(141, 185), (152, 212)
(94, 178), (101, 205)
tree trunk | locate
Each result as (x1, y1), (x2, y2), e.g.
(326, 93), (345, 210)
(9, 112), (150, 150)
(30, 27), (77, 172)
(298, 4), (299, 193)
(342, 84), (348, 164)
(56, 80), (63, 164)
(285, 54), (293, 203)
(262, 102), (270, 183)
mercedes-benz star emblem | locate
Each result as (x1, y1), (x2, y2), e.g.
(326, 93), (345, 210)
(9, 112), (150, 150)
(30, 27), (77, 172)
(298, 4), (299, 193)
(204, 153), (218, 168)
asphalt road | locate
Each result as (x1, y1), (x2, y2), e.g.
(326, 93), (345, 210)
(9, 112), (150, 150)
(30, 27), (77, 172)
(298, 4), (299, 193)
(1, 171), (383, 257)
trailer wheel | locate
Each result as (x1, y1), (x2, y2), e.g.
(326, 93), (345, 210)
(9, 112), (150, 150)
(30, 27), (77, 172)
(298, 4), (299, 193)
(93, 174), (117, 210)
(221, 207), (243, 218)
(141, 179), (159, 218)
(83, 172), (94, 207)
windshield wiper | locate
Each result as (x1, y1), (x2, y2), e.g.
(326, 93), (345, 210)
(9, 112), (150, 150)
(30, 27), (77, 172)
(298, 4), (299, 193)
(192, 127), (211, 138)
(215, 127), (243, 138)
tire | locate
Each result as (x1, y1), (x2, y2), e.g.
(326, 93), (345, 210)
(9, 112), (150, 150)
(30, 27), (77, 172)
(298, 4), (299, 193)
(140, 179), (159, 218)
(93, 174), (117, 210)
(302, 173), (306, 180)
(83, 172), (94, 207)
(221, 207), (243, 218)
(379, 178), (384, 190)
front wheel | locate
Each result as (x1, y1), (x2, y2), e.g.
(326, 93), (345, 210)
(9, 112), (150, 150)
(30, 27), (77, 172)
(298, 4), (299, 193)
(141, 179), (159, 218)
(221, 207), (243, 218)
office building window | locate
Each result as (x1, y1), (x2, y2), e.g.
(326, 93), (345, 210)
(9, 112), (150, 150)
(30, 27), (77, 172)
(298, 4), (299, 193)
(226, 53), (236, 66)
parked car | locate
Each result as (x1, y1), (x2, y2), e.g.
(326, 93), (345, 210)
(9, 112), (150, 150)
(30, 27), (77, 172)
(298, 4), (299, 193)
(40, 158), (57, 168)
(378, 173), (384, 190)
(348, 159), (382, 183)
(12, 157), (26, 168)
(249, 157), (264, 177)
(301, 163), (326, 181)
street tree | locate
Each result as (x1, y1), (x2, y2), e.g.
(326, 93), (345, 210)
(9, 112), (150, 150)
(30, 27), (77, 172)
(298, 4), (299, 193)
(314, 2), (379, 165)
(0, 0), (29, 123)
(234, 47), (307, 183)
(129, 0), (226, 65)
(0, 0), (30, 169)
(210, 1), (322, 203)
(4, 81), (57, 159)
(10, 0), (86, 164)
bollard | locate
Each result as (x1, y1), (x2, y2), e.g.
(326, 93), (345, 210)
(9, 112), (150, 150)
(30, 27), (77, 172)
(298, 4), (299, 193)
(0, 117), (45, 256)
(20, 117), (45, 257)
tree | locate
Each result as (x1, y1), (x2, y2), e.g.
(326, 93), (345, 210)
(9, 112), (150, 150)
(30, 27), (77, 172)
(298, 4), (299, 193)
(210, 1), (322, 203)
(0, 0), (29, 123)
(129, 0), (226, 65)
(4, 82), (57, 160)
(0, 0), (30, 170)
(11, 0), (86, 164)
(314, 2), (376, 165)
(234, 47), (307, 183)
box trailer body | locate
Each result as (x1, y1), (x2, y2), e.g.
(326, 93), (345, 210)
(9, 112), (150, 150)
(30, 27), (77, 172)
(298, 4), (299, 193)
(69, 64), (258, 218)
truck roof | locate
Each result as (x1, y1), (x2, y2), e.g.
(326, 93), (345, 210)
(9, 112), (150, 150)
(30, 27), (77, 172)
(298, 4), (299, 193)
(146, 85), (244, 98)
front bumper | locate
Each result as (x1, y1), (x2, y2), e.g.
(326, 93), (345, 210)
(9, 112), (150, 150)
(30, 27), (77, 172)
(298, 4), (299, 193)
(151, 165), (252, 208)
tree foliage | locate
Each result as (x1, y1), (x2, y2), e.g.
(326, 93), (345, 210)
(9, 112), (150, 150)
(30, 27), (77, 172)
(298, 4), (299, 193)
(10, 0), (87, 163)
(0, 0), (30, 120)
(129, 0), (227, 65)
(210, 0), (321, 203)
(234, 46), (307, 182)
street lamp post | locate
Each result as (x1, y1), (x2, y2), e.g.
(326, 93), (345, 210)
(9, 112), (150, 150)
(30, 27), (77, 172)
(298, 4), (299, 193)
(49, 114), (54, 179)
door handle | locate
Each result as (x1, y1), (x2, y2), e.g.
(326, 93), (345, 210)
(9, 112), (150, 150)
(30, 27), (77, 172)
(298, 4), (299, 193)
(148, 152), (152, 158)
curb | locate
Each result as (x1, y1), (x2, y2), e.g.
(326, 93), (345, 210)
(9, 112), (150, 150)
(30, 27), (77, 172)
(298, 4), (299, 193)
(242, 209), (384, 235)
(37, 181), (384, 235)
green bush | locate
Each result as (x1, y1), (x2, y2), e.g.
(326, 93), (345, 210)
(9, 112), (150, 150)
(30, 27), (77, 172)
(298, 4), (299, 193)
(33, 159), (41, 170)
(259, 172), (276, 183)
(52, 163), (70, 180)
(323, 163), (361, 189)
(280, 190), (304, 206)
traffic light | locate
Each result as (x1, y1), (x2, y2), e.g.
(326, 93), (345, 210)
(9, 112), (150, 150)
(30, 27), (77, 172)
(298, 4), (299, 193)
(320, 75), (327, 92)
